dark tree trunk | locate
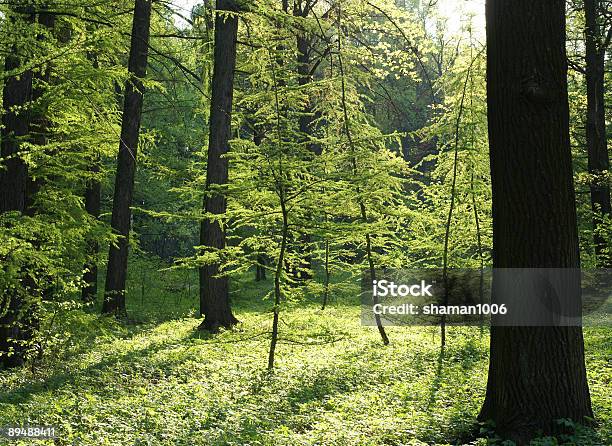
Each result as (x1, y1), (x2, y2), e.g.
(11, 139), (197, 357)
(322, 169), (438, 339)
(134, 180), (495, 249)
(26, 9), (55, 214)
(0, 5), (35, 368)
(25, 10), (56, 318)
(103, 0), (152, 316)
(255, 255), (267, 281)
(83, 159), (101, 302)
(295, 7), (318, 155)
(289, 1), (318, 282)
(479, 1), (593, 442)
(267, 201), (288, 370)
(584, 0), (611, 267)
(0, 10), (34, 213)
(297, 31), (315, 278)
(253, 130), (268, 283)
(82, 54), (102, 303)
(199, 0), (239, 331)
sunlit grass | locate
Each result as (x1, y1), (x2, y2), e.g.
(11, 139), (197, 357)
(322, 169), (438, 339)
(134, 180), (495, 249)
(0, 266), (609, 446)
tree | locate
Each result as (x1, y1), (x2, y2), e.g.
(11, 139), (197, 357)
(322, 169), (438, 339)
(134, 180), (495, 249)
(292, 0), (321, 157)
(479, 0), (593, 442)
(337, 7), (389, 345)
(584, 0), (611, 267)
(198, 0), (240, 331)
(0, 4), (36, 368)
(103, 0), (152, 315)
(82, 155), (101, 302)
(27, 7), (55, 214)
(290, 0), (317, 281)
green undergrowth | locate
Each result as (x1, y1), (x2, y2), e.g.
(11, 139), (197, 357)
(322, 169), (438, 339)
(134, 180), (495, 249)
(0, 270), (610, 446)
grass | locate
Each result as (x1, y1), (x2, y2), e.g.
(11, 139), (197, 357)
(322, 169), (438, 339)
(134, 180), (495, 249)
(0, 259), (610, 445)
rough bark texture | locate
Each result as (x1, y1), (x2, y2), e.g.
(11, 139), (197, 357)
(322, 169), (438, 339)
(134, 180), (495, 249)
(103, 0), (152, 315)
(199, 0), (239, 331)
(584, 0), (611, 267)
(0, 5), (36, 369)
(479, 1), (593, 442)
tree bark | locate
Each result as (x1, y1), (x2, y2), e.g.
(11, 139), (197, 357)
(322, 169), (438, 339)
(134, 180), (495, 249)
(296, 2), (317, 280)
(199, 0), (239, 331)
(83, 158), (101, 302)
(253, 128), (267, 283)
(26, 9), (55, 215)
(584, 0), (611, 267)
(0, 4), (36, 368)
(295, 3), (318, 155)
(479, 1), (593, 442)
(268, 199), (288, 370)
(82, 53), (102, 303)
(103, 0), (152, 315)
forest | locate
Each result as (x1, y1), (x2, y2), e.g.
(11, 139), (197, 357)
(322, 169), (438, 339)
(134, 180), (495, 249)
(0, 0), (610, 445)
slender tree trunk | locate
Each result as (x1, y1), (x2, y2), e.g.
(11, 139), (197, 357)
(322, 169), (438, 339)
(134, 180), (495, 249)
(321, 239), (330, 310)
(103, 0), (152, 316)
(267, 44), (290, 370)
(268, 201), (288, 370)
(256, 255), (267, 282)
(253, 129), (267, 283)
(83, 158), (101, 302)
(471, 173), (485, 335)
(337, 15), (389, 345)
(82, 54), (102, 303)
(199, 0), (240, 331)
(479, 1), (593, 442)
(584, 0), (611, 267)
(0, 4), (36, 368)
(441, 58), (472, 350)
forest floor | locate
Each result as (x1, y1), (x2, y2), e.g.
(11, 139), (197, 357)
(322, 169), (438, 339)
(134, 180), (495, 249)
(0, 260), (610, 446)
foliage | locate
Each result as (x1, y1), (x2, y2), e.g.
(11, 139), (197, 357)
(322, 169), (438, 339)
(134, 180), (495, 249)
(0, 275), (609, 445)
(0, 0), (610, 443)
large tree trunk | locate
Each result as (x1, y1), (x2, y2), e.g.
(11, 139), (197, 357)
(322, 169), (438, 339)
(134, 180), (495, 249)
(584, 0), (611, 267)
(0, 5), (36, 368)
(198, 0), (239, 331)
(479, 1), (593, 442)
(103, 0), (152, 315)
